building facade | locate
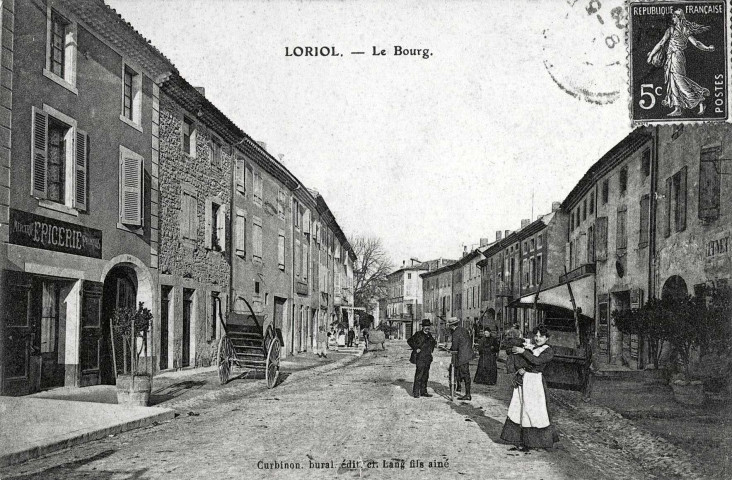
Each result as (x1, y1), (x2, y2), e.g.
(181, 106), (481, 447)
(1, 0), (175, 395)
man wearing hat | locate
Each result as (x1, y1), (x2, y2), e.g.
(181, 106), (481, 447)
(448, 317), (473, 401)
(407, 319), (437, 398)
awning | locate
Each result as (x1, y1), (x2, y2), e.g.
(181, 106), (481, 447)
(510, 275), (595, 318)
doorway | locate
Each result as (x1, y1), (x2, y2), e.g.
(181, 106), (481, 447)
(101, 267), (137, 384)
(182, 289), (194, 368)
(160, 286), (172, 370)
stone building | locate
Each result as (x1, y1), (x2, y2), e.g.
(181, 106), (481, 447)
(156, 73), (235, 370)
(386, 260), (428, 339)
(653, 123), (731, 328)
(561, 129), (654, 366)
(421, 261), (456, 343)
(461, 248), (487, 330)
(0, 0), (175, 394)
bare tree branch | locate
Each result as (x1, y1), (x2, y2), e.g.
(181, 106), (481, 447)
(348, 236), (394, 312)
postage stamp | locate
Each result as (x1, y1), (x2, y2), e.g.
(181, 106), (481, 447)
(629, 0), (728, 123)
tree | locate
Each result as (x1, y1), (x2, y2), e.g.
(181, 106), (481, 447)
(349, 236), (394, 312)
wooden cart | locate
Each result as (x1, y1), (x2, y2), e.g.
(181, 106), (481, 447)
(216, 300), (281, 389)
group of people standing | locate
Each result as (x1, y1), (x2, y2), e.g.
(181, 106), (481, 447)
(407, 319), (559, 451)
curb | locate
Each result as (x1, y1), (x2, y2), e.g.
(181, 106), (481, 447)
(0, 408), (175, 468)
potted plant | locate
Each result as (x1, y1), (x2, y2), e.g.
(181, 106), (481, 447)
(110, 302), (154, 406)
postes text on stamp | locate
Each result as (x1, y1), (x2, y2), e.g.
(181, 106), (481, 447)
(629, 1), (728, 123)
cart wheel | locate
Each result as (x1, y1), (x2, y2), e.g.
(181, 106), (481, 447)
(266, 337), (281, 389)
(217, 335), (234, 385)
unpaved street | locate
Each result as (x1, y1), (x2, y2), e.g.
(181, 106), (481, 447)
(0, 342), (705, 479)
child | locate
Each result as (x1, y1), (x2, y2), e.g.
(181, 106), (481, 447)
(503, 337), (534, 384)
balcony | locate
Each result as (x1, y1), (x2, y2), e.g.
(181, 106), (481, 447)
(559, 263), (596, 284)
(495, 282), (514, 298)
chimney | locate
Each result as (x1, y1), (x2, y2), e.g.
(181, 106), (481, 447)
(278, 154), (285, 163)
(256, 141), (267, 151)
(505, 230), (511, 238)
(463, 245), (468, 256)
(480, 237), (490, 247)
(194, 86), (206, 97)
(552, 201), (561, 212)
(521, 218), (531, 229)
(495, 231), (503, 241)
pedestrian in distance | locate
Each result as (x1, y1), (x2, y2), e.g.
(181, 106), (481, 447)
(474, 328), (499, 385)
(316, 326), (328, 358)
(347, 327), (355, 347)
(447, 317), (473, 401)
(500, 325), (560, 451)
(407, 319), (437, 398)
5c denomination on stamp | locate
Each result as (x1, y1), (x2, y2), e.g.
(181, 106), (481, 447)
(629, 1), (728, 123)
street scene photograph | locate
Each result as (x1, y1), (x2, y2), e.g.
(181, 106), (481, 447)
(0, 0), (731, 478)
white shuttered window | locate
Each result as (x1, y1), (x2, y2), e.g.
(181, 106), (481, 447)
(119, 146), (143, 226)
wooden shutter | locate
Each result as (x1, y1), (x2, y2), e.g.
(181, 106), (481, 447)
(664, 176), (672, 237)
(699, 149), (721, 220)
(236, 158), (245, 193)
(303, 209), (311, 234)
(31, 107), (48, 198)
(595, 216), (608, 261)
(236, 212), (246, 256)
(119, 151), (142, 226)
(74, 129), (88, 210)
(217, 204), (226, 253)
(639, 195), (650, 246)
(181, 192), (190, 239)
(678, 166), (687, 232)
(277, 231), (285, 268)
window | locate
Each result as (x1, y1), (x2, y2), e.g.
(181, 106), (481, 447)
(602, 179), (609, 204)
(253, 172), (263, 206)
(589, 193), (595, 215)
(536, 254), (543, 284)
(619, 166), (628, 195)
(616, 206), (627, 251)
(180, 187), (197, 241)
(210, 136), (222, 168)
(570, 212), (574, 231)
(642, 149), (651, 178)
(119, 146), (143, 226)
(236, 158), (246, 194)
(206, 201), (225, 251)
(253, 216), (263, 262)
(236, 209), (246, 257)
(639, 194), (650, 247)
(530, 238), (535, 251)
(255, 281), (260, 295)
(120, 64), (142, 128)
(530, 257), (536, 286)
(665, 167), (688, 236)
(31, 106), (87, 212)
(537, 234), (543, 248)
(699, 147), (721, 221)
(209, 292), (219, 341)
(595, 216), (608, 261)
(278, 230), (285, 270)
(45, 8), (77, 93)
(277, 189), (285, 219)
(182, 117), (196, 156)
(582, 198), (587, 221)
(407, 273), (412, 279)
(587, 226), (595, 263)
(304, 244), (309, 281)
(296, 239), (302, 278)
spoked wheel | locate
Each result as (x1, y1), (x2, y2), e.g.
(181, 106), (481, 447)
(217, 335), (234, 385)
(265, 337), (281, 389)
(449, 363), (455, 402)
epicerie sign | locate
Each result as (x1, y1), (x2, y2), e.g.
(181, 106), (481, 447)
(9, 208), (103, 259)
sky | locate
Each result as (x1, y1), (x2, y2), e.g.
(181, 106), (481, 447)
(106, 0), (633, 265)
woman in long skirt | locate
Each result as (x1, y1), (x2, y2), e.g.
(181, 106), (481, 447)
(474, 328), (499, 385)
(500, 325), (559, 450)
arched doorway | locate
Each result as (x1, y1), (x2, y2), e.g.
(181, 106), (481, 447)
(98, 256), (154, 385)
(662, 275), (688, 302)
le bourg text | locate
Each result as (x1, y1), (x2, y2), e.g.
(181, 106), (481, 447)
(285, 45), (433, 59)
(257, 457), (449, 470)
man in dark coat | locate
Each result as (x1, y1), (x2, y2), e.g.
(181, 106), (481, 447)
(407, 319), (437, 398)
(448, 317), (473, 401)
(347, 328), (355, 347)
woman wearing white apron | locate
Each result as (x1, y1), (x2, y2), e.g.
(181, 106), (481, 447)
(500, 325), (560, 450)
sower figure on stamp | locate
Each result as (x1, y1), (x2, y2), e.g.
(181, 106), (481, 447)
(407, 319), (437, 398)
(647, 8), (715, 117)
(447, 317), (473, 401)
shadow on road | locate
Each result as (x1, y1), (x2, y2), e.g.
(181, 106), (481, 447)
(1, 449), (151, 480)
(149, 380), (206, 405)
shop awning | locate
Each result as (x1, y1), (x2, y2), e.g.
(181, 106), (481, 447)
(510, 275), (595, 318)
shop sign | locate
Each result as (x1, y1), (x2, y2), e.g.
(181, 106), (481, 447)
(9, 209), (102, 259)
(705, 230), (730, 271)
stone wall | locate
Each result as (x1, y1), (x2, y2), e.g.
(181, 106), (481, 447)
(157, 93), (231, 290)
